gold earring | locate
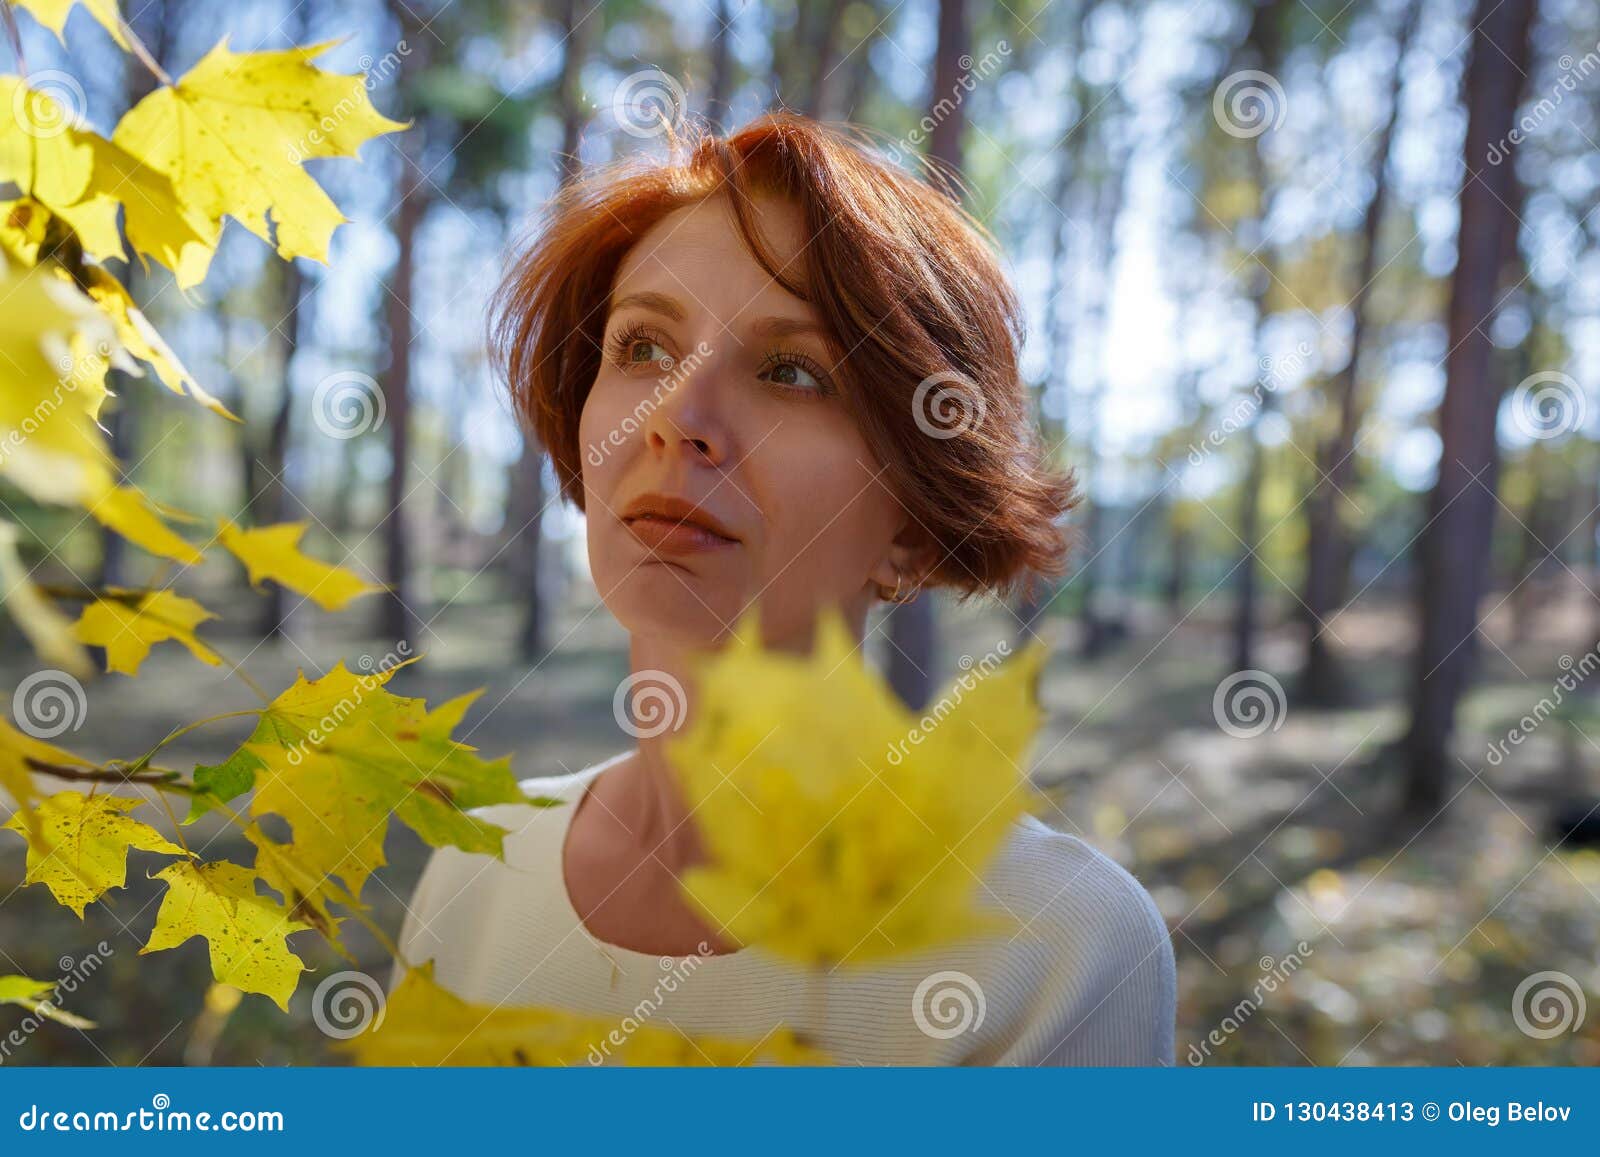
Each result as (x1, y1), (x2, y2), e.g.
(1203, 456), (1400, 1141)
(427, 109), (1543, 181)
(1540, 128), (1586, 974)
(878, 568), (920, 604)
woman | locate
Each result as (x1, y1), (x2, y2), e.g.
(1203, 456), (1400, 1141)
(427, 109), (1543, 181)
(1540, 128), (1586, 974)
(398, 114), (1175, 1065)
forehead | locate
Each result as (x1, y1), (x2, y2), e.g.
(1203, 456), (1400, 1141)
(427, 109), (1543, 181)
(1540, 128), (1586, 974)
(611, 193), (814, 319)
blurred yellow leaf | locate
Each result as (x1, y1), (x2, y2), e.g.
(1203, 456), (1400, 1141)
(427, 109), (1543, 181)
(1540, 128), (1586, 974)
(71, 589), (221, 675)
(217, 520), (381, 610)
(668, 605), (1049, 967)
(0, 520), (91, 678)
(0, 974), (96, 1028)
(346, 962), (826, 1066)
(11, 0), (130, 50)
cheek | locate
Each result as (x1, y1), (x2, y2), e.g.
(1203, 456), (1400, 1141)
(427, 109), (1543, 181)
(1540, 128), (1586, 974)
(757, 430), (899, 573)
(576, 384), (633, 503)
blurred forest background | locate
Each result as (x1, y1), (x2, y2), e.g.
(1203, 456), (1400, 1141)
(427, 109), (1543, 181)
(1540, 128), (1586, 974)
(4, 0), (1600, 1066)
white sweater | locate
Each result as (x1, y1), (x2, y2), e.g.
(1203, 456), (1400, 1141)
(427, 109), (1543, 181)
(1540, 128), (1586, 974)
(395, 753), (1176, 1066)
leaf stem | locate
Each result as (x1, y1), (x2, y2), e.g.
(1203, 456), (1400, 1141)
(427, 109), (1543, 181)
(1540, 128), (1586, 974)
(117, 15), (172, 86)
(0, 4), (27, 76)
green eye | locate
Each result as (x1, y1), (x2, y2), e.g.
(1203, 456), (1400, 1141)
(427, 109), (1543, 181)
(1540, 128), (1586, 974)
(627, 339), (667, 364)
(758, 354), (834, 397)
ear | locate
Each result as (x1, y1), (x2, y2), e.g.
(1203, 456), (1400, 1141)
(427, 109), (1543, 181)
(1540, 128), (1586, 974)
(866, 517), (939, 597)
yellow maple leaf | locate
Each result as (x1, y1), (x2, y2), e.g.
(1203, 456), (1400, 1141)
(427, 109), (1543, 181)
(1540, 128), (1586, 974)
(81, 266), (234, 419)
(88, 486), (204, 566)
(244, 684), (526, 900)
(71, 134), (219, 288)
(111, 39), (408, 266)
(71, 589), (221, 675)
(0, 255), (120, 507)
(0, 520), (91, 678)
(344, 962), (826, 1066)
(0, 79), (96, 210)
(667, 604), (1049, 967)
(216, 520), (382, 610)
(10, 0), (130, 50)
(0, 717), (94, 842)
(242, 823), (347, 940)
(2, 791), (187, 917)
(141, 860), (309, 1010)
(0, 974), (96, 1028)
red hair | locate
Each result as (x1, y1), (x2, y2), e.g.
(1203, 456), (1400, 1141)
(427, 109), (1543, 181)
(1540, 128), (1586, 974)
(489, 113), (1076, 602)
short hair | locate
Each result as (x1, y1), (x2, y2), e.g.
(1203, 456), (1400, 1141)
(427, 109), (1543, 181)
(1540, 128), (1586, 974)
(488, 113), (1077, 603)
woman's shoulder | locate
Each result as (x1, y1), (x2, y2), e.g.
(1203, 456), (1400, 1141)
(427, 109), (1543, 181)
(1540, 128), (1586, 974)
(988, 813), (1172, 960)
(976, 816), (1176, 1064)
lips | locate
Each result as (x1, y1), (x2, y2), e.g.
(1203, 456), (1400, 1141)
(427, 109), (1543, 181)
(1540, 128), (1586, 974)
(620, 492), (740, 555)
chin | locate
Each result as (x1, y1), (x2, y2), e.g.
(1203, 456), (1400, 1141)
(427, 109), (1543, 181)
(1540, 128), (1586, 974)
(601, 565), (747, 649)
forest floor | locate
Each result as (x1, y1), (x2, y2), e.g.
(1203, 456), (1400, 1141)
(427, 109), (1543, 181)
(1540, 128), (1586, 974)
(3, 581), (1598, 1066)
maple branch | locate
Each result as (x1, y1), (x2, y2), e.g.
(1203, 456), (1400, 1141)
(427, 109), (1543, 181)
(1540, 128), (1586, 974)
(117, 16), (172, 86)
(23, 757), (197, 792)
(0, 4), (27, 76)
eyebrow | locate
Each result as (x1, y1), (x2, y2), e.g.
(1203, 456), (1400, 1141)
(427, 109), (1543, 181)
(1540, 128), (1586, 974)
(608, 291), (831, 345)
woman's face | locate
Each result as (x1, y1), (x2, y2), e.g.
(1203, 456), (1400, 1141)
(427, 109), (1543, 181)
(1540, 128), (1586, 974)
(578, 193), (914, 650)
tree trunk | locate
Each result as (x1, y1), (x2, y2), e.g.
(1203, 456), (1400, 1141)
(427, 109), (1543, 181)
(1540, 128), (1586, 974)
(509, 0), (589, 662)
(888, 0), (968, 709)
(1403, 0), (1538, 815)
(1299, 0), (1419, 705)
(377, 139), (426, 648)
(254, 260), (308, 638)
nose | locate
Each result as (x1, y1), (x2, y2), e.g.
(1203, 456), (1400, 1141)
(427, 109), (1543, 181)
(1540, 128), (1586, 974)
(642, 350), (727, 466)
